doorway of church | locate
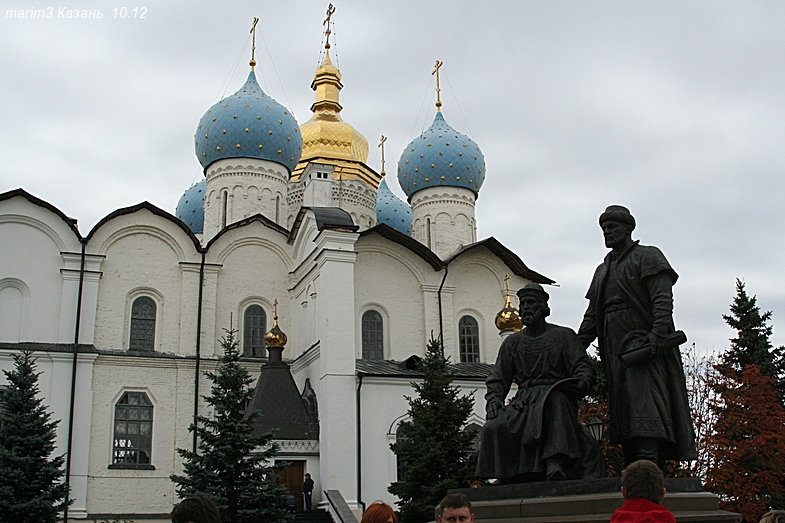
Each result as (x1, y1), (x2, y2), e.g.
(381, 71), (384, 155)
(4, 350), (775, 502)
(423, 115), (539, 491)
(277, 460), (305, 510)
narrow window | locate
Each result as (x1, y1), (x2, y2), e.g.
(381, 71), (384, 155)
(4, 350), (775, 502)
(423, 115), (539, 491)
(243, 305), (267, 357)
(275, 195), (281, 224)
(459, 315), (480, 363)
(221, 191), (228, 229)
(395, 423), (409, 481)
(112, 391), (153, 466)
(426, 217), (432, 250)
(129, 297), (156, 351)
(361, 310), (383, 360)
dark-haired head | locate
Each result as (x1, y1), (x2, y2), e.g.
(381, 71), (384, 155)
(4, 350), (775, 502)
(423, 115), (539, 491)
(171, 497), (221, 523)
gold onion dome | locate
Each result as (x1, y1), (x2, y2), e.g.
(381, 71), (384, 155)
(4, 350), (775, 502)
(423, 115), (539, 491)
(299, 49), (369, 163)
(495, 275), (522, 332)
(264, 304), (288, 348)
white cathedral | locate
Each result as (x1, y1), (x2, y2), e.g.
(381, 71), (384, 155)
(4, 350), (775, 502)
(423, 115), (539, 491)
(0, 25), (553, 522)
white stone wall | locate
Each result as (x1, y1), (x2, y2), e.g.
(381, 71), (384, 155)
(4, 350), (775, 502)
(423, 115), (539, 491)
(410, 186), (477, 259)
(204, 221), (293, 358)
(204, 159), (289, 241)
(286, 176), (377, 233)
(357, 376), (489, 506)
(88, 208), (201, 356)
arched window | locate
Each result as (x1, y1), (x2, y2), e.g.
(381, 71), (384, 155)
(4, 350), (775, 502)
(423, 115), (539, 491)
(361, 310), (383, 360)
(221, 191), (228, 229)
(129, 297), (156, 351)
(244, 305), (267, 357)
(112, 391), (153, 467)
(426, 217), (432, 250)
(275, 195), (281, 224)
(458, 315), (480, 363)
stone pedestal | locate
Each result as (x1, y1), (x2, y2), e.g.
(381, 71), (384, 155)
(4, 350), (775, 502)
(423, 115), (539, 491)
(448, 478), (740, 523)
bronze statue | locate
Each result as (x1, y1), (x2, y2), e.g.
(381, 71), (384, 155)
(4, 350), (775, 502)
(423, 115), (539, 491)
(578, 205), (697, 465)
(476, 283), (604, 482)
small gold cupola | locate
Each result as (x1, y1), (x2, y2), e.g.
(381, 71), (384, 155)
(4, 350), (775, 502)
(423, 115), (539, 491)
(495, 275), (523, 333)
(264, 300), (288, 361)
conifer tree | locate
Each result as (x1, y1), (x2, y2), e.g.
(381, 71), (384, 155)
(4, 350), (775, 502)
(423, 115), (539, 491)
(722, 279), (785, 395)
(171, 330), (290, 523)
(704, 365), (785, 522)
(389, 337), (476, 523)
(0, 351), (69, 523)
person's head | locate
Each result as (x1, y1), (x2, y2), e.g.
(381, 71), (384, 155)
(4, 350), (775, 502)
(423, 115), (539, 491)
(305, 473), (311, 479)
(760, 510), (785, 523)
(438, 493), (475, 523)
(621, 460), (666, 504)
(171, 497), (221, 523)
(599, 205), (635, 250)
(516, 283), (550, 327)
(361, 501), (397, 523)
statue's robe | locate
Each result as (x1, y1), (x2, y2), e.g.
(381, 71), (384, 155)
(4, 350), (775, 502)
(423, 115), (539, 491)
(578, 241), (697, 461)
(476, 323), (602, 479)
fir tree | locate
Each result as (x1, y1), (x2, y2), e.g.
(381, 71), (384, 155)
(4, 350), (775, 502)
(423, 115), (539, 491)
(171, 329), (290, 523)
(389, 337), (476, 523)
(704, 365), (785, 522)
(722, 279), (785, 395)
(0, 351), (70, 523)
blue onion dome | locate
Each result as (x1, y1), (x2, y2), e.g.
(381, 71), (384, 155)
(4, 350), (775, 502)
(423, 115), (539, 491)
(175, 179), (206, 233)
(195, 71), (302, 173)
(397, 112), (485, 201)
(376, 178), (412, 235)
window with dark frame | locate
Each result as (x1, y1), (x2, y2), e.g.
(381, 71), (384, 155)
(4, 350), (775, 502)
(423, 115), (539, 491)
(111, 391), (153, 467)
(243, 304), (267, 357)
(361, 310), (383, 360)
(459, 315), (480, 363)
(129, 296), (156, 351)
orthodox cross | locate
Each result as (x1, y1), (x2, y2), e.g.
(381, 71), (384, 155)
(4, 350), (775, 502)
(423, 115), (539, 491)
(432, 60), (444, 111)
(504, 274), (511, 298)
(273, 298), (279, 321)
(378, 135), (387, 176)
(323, 3), (336, 49)
(249, 17), (259, 70)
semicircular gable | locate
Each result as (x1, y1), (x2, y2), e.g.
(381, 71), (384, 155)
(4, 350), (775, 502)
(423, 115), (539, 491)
(0, 189), (82, 241)
(355, 242), (428, 287)
(86, 201), (201, 253)
(210, 235), (292, 270)
(87, 206), (201, 261)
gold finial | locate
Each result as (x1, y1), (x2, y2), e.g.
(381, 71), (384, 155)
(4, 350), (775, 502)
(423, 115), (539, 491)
(264, 298), (288, 348)
(378, 135), (387, 177)
(432, 60), (444, 111)
(249, 17), (259, 70)
(323, 3), (336, 50)
(495, 274), (523, 333)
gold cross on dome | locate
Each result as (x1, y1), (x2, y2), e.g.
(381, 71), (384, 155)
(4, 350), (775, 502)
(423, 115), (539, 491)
(432, 60), (444, 111)
(378, 135), (387, 176)
(323, 3), (336, 48)
(273, 298), (279, 320)
(504, 274), (511, 296)
(249, 17), (259, 70)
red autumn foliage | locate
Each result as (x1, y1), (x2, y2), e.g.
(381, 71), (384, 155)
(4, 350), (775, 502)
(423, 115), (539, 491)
(704, 364), (785, 523)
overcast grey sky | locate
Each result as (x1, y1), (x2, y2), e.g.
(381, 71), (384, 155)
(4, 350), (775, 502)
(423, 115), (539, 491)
(1, 1), (783, 354)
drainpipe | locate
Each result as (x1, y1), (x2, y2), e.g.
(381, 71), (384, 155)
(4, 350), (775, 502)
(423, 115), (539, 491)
(437, 264), (449, 354)
(356, 372), (365, 513)
(63, 239), (87, 522)
(193, 250), (206, 454)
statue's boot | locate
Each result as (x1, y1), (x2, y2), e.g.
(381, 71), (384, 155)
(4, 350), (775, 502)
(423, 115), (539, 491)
(545, 456), (566, 481)
(635, 437), (659, 464)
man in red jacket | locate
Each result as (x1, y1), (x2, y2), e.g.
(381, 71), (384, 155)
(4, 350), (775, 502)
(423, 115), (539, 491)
(610, 460), (675, 523)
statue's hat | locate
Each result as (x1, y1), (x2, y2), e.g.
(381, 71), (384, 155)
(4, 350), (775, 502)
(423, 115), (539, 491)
(517, 282), (549, 302)
(599, 205), (636, 230)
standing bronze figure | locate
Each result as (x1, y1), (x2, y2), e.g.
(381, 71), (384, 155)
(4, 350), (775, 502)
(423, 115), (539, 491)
(578, 205), (697, 465)
(476, 283), (604, 482)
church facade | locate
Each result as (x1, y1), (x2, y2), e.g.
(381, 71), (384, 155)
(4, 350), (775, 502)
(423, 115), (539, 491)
(0, 28), (551, 522)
